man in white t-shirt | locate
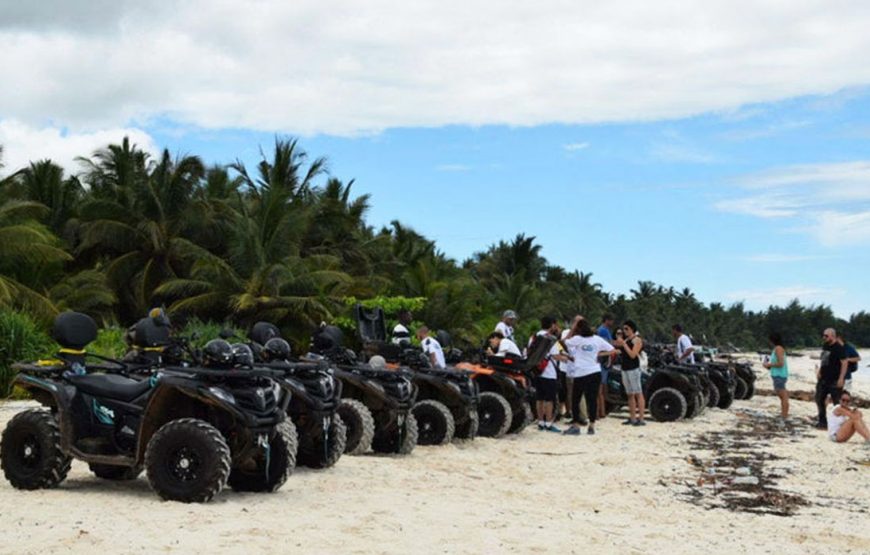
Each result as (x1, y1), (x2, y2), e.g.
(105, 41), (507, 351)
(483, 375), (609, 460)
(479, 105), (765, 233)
(495, 310), (518, 343)
(487, 332), (521, 357)
(673, 324), (695, 364)
(530, 316), (569, 432)
(391, 309), (413, 346)
(416, 326), (446, 369)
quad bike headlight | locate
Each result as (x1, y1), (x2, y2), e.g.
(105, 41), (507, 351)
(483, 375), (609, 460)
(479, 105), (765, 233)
(208, 386), (236, 405)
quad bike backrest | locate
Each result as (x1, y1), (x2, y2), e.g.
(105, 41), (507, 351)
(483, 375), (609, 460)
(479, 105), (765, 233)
(435, 330), (452, 349)
(131, 315), (171, 347)
(249, 321), (282, 346)
(52, 311), (98, 351)
(353, 304), (387, 343)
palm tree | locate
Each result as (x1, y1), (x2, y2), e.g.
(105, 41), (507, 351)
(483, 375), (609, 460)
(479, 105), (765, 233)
(4, 160), (83, 238)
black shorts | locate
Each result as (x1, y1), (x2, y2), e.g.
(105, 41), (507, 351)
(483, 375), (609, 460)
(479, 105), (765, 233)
(534, 376), (559, 402)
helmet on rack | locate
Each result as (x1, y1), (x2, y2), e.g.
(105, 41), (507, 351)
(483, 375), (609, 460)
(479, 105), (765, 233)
(263, 337), (291, 361)
(202, 339), (233, 367)
(231, 343), (254, 367)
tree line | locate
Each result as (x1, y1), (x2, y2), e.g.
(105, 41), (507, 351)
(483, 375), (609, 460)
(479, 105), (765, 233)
(0, 138), (864, 351)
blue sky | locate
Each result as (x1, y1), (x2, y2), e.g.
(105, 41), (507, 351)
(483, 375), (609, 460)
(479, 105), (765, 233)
(136, 89), (870, 317)
(2, 1), (870, 317)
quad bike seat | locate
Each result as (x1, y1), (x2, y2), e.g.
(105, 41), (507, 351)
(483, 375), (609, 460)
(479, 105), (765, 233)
(487, 334), (556, 374)
(68, 373), (152, 402)
(250, 321), (282, 346)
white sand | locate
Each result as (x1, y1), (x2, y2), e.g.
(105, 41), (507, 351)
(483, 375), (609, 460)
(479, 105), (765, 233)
(1, 353), (868, 554)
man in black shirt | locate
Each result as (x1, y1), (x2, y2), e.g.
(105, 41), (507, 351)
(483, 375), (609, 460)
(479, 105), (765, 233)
(816, 328), (848, 429)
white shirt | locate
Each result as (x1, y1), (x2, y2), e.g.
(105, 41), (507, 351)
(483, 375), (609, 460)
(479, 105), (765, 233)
(827, 404), (848, 439)
(530, 330), (560, 379)
(496, 338), (522, 357)
(563, 335), (612, 378)
(495, 321), (514, 342)
(421, 336), (446, 369)
(676, 334), (695, 364)
(391, 323), (411, 346)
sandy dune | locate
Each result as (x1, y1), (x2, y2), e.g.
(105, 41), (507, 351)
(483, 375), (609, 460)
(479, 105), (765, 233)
(0, 353), (868, 554)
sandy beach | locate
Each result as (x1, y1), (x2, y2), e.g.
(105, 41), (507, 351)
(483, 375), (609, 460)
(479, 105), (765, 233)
(1, 353), (868, 555)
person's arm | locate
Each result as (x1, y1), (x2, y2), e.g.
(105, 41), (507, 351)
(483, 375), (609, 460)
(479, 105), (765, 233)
(624, 337), (643, 359)
(838, 359), (848, 388)
(765, 346), (785, 369)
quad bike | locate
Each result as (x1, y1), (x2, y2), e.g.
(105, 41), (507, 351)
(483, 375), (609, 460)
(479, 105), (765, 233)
(604, 362), (706, 422)
(353, 305), (479, 444)
(731, 360), (757, 400)
(453, 333), (557, 438)
(309, 325), (418, 456)
(247, 322), (346, 469)
(1, 312), (294, 503)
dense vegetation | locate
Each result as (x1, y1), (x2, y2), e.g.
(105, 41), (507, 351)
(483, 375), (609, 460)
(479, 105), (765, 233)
(0, 138), (865, 364)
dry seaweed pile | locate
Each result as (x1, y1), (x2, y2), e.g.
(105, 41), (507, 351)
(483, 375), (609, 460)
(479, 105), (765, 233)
(674, 410), (813, 517)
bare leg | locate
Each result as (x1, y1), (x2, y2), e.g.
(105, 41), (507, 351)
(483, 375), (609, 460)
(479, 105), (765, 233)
(627, 395), (637, 421)
(636, 393), (646, 422)
(565, 377), (574, 420)
(836, 420), (858, 442)
(543, 401), (554, 424)
(597, 384), (606, 418)
(536, 400), (544, 424)
(777, 390), (789, 418)
(852, 412), (870, 441)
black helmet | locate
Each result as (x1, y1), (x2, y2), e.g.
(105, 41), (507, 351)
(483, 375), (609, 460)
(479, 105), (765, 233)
(312, 325), (343, 354)
(202, 339), (233, 367)
(231, 343), (254, 367)
(263, 337), (291, 361)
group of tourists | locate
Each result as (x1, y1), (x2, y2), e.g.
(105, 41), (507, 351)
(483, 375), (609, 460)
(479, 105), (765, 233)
(761, 327), (868, 446)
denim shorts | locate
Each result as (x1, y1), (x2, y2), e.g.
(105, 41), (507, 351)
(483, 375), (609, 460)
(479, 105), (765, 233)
(622, 369), (642, 394)
(772, 376), (787, 391)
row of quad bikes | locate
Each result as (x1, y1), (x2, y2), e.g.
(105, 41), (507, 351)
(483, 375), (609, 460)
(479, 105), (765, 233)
(0, 306), (756, 503)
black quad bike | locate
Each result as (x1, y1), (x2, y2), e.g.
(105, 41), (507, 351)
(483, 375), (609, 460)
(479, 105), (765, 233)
(604, 363), (706, 422)
(309, 325), (418, 456)
(1, 312), (295, 503)
(354, 305), (479, 445)
(731, 360), (757, 400)
(247, 322), (347, 469)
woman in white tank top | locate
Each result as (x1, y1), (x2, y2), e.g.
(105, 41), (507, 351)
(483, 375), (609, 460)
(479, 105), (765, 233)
(827, 392), (870, 444)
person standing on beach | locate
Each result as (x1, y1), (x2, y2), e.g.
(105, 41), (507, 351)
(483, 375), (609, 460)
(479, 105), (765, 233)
(596, 314), (615, 419)
(838, 333), (861, 391)
(673, 324), (695, 364)
(826, 391), (870, 444)
(561, 319), (617, 435)
(614, 320), (645, 426)
(816, 328), (848, 429)
(532, 316), (568, 432)
(495, 310), (518, 343)
(391, 309), (413, 346)
(417, 326), (446, 369)
(762, 332), (789, 419)
(561, 316), (588, 425)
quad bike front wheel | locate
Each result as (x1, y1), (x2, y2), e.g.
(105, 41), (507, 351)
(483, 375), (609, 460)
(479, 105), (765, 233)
(477, 392), (512, 438)
(145, 418), (231, 503)
(337, 399), (375, 455)
(716, 384), (735, 410)
(227, 419), (298, 493)
(744, 381), (755, 400)
(90, 463), (142, 481)
(372, 413), (418, 455)
(1, 409), (72, 490)
(706, 383), (720, 409)
(297, 414), (347, 469)
(412, 400), (455, 445)
(648, 388), (687, 422)
(734, 377), (748, 400)
(454, 409), (479, 441)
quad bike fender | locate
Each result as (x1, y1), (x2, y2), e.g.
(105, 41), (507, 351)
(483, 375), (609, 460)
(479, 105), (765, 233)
(471, 371), (524, 401)
(334, 369), (396, 409)
(13, 374), (80, 457)
(278, 375), (341, 413)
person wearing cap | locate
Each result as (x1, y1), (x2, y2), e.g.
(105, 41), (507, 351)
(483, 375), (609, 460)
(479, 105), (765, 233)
(495, 310), (518, 343)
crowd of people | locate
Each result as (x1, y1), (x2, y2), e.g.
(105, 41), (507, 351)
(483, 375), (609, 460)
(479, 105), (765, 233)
(398, 309), (869, 446)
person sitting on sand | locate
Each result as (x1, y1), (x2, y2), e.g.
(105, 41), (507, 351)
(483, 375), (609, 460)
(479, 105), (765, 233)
(762, 332), (789, 419)
(487, 331), (522, 357)
(417, 326), (446, 369)
(827, 391), (870, 444)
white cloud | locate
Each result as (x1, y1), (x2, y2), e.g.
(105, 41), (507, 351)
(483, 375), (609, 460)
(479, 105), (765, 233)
(3, 1), (870, 137)
(716, 160), (870, 247)
(563, 142), (590, 152)
(0, 120), (157, 177)
(726, 286), (843, 307)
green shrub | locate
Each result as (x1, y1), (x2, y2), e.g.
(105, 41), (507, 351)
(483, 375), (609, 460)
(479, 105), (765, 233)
(180, 318), (244, 348)
(89, 327), (128, 359)
(0, 310), (54, 397)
